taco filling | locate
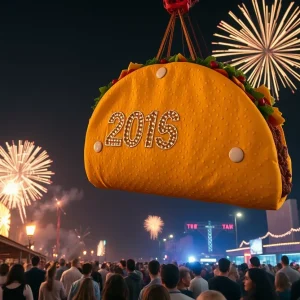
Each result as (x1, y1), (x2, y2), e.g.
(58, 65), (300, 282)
(268, 124), (292, 197)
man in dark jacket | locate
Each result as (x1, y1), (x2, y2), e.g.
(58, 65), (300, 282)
(25, 256), (46, 300)
(125, 259), (143, 300)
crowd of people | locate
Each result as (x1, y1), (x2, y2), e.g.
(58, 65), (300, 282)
(1, 254), (300, 299)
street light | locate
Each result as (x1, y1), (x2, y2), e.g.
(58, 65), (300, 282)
(26, 222), (36, 249)
(91, 250), (94, 255)
(83, 250), (87, 255)
(163, 238), (167, 242)
(169, 234), (174, 239)
(234, 212), (243, 248)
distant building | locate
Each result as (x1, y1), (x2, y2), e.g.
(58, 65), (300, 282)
(266, 199), (299, 243)
(227, 199), (300, 265)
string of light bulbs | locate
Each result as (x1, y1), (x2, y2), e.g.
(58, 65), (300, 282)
(239, 227), (300, 248)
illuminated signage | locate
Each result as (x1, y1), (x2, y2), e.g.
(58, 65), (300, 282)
(200, 258), (217, 263)
(222, 224), (234, 230)
(186, 224), (198, 230)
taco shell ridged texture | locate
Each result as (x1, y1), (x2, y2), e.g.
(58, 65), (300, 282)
(84, 62), (288, 210)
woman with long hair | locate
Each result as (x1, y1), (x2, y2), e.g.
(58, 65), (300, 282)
(244, 268), (277, 300)
(0, 264), (33, 300)
(228, 264), (239, 282)
(38, 262), (66, 300)
(73, 278), (96, 300)
(142, 285), (170, 300)
(0, 264), (9, 287)
(275, 272), (291, 300)
(102, 274), (128, 300)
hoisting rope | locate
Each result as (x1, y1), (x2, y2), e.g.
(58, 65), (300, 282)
(156, 9), (199, 61)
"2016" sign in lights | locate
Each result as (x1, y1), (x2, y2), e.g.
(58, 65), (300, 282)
(105, 110), (180, 150)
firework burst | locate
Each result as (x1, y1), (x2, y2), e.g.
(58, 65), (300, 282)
(144, 215), (164, 240)
(212, 0), (300, 99)
(0, 203), (10, 237)
(0, 140), (54, 222)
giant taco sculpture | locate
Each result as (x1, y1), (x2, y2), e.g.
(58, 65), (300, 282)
(84, 1), (292, 210)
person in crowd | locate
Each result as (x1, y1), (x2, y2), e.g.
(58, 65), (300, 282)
(0, 264), (9, 287)
(0, 264), (34, 300)
(189, 262), (208, 298)
(55, 260), (68, 281)
(249, 257), (275, 287)
(228, 264), (239, 282)
(60, 259), (82, 296)
(278, 255), (300, 284)
(213, 267), (219, 277)
(135, 263), (143, 280)
(208, 258), (241, 300)
(276, 263), (283, 272)
(177, 267), (193, 298)
(142, 284), (170, 300)
(275, 272), (291, 300)
(237, 263), (248, 298)
(106, 266), (124, 281)
(91, 262), (102, 292)
(139, 260), (161, 300)
(244, 268), (277, 300)
(291, 276), (300, 300)
(25, 256), (46, 300)
(102, 274), (128, 300)
(161, 264), (191, 299)
(67, 263), (100, 300)
(120, 260), (128, 277)
(40, 261), (46, 272)
(196, 290), (225, 300)
(125, 259), (143, 300)
(38, 262), (66, 300)
(72, 278), (95, 300)
(99, 263), (108, 287)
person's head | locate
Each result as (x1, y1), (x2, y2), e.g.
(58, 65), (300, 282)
(191, 262), (202, 276)
(72, 258), (80, 268)
(93, 261), (99, 272)
(101, 263), (107, 270)
(275, 272), (290, 291)
(178, 267), (192, 288)
(40, 260), (46, 270)
(218, 258), (231, 275)
(82, 263), (93, 276)
(239, 263), (248, 275)
(213, 267), (219, 277)
(114, 266), (124, 276)
(228, 264), (239, 278)
(46, 263), (57, 291)
(249, 257), (260, 268)
(196, 290), (226, 300)
(244, 268), (276, 299)
(0, 263), (9, 276)
(161, 264), (179, 289)
(31, 256), (40, 267)
(119, 260), (126, 269)
(59, 258), (66, 267)
(102, 274), (128, 300)
(5, 264), (25, 286)
(73, 278), (96, 300)
(281, 255), (289, 266)
(148, 260), (160, 277)
(143, 284), (170, 300)
(126, 259), (135, 272)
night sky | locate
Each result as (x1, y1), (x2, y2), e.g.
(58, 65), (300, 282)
(1, 0), (299, 260)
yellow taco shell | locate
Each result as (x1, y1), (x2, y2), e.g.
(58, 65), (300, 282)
(84, 62), (290, 210)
